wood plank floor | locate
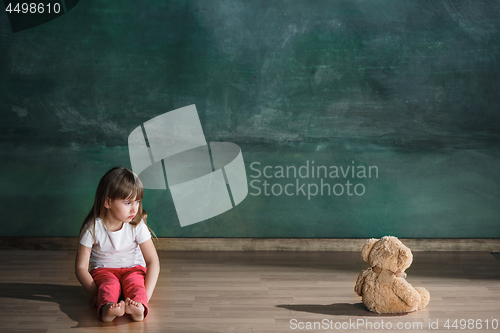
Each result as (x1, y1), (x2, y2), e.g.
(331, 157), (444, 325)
(0, 250), (499, 332)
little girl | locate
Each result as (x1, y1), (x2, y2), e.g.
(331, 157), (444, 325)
(75, 167), (160, 322)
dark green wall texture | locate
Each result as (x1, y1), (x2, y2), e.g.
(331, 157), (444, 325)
(1, 0), (499, 238)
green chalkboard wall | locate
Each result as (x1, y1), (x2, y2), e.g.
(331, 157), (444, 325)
(1, 0), (499, 238)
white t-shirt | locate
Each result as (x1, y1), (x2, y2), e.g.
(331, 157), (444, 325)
(80, 218), (152, 271)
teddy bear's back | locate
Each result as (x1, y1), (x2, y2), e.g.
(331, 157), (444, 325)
(362, 270), (420, 314)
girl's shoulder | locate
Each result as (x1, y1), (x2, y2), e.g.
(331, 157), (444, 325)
(94, 217), (106, 229)
(91, 218), (110, 236)
(135, 219), (152, 243)
(134, 219), (147, 231)
(81, 217), (102, 234)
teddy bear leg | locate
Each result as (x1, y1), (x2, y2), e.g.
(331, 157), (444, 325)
(415, 287), (430, 310)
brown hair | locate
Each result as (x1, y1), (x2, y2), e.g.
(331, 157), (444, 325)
(79, 167), (155, 242)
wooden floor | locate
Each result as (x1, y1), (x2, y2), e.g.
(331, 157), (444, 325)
(1, 250), (499, 333)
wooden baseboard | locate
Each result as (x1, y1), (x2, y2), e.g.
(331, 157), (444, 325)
(0, 237), (499, 251)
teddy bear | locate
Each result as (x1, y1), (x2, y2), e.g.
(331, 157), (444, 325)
(354, 236), (430, 314)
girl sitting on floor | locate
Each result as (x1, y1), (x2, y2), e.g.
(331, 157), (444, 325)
(75, 167), (160, 322)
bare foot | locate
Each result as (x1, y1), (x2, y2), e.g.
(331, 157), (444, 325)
(101, 301), (125, 322)
(124, 297), (145, 321)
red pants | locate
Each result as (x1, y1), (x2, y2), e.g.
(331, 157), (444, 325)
(91, 265), (149, 318)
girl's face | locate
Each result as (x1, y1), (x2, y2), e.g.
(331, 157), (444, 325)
(104, 196), (141, 225)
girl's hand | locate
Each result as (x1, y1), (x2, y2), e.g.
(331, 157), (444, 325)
(139, 239), (160, 301)
(75, 244), (98, 298)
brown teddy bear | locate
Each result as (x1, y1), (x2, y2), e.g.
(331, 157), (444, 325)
(354, 236), (430, 314)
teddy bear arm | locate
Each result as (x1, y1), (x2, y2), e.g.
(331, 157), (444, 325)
(392, 278), (421, 308)
(354, 268), (371, 296)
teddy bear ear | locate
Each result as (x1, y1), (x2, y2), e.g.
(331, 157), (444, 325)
(361, 238), (378, 262)
(397, 247), (413, 269)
